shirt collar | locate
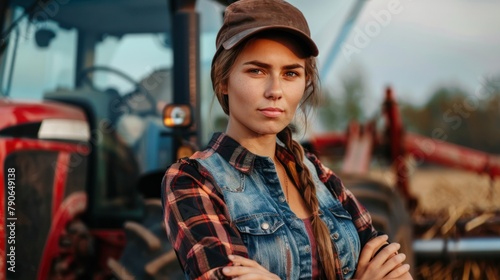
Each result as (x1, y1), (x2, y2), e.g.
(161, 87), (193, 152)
(206, 132), (296, 174)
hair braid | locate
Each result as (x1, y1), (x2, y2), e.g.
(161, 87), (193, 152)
(278, 127), (337, 279)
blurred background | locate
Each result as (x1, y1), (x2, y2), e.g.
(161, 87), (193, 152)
(0, 0), (499, 279)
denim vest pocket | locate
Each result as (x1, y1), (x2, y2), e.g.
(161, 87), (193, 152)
(329, 204), (353, 220)
(234, 213), (284, 235)
(218, 170), (246, 193)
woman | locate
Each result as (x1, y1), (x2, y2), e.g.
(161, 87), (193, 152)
(163, 0), (412, 279)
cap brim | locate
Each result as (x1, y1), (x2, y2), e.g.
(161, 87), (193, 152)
(221, 25), (319, 57)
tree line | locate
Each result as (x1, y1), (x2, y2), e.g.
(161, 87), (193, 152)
(317, 72), (500, 154)
(400, 76), (500, 154)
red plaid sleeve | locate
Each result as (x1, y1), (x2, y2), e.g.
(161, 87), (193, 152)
(163, 158), (249, 280)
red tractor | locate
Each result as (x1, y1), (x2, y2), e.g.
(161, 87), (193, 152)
(0, 0), (230, 278)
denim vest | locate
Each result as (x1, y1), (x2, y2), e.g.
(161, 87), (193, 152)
(195, 152), (360, 279)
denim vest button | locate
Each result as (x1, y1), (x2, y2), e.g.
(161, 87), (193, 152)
(279, 196), (286, 203)
(333, 232), (339, 240)
(342, 267), (350, 275)
(261, 222), (270, 230)
(304, 245), (310, 253)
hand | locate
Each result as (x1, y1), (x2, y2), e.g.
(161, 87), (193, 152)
(354, 235), (413, 280)
(222, 255), (280, 280)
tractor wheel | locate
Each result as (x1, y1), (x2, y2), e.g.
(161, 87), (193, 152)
(108, 199), (184, 280)
(341, 174), (415, 275)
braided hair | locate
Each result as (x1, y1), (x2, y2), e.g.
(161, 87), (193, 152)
(277, 127), (336, 279)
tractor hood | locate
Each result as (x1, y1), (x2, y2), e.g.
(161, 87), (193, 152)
(0, 98), (90, 141)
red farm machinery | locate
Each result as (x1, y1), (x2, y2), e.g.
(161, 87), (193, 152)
(306, 86), (500, 279)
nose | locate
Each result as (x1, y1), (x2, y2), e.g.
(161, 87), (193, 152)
(264, 75), (283, 100)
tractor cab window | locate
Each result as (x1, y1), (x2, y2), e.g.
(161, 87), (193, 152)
(94, 33), (172, 94)
(0, 7), (77, 100)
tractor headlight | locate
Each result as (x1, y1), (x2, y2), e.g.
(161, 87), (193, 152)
(162, 104), (192, 128)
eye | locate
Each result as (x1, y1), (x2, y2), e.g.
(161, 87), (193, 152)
(248, 68), (263, 75)
(284, 71), (299, 77)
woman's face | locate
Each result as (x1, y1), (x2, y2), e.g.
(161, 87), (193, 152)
(223, 35), (307, 141)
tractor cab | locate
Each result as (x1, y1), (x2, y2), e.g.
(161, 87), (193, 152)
(0, 0), (226, 278)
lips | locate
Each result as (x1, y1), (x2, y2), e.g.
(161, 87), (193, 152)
(259, 107), (284, 118)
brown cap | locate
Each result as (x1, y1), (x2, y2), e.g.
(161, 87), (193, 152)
(216, 0), (319, 57)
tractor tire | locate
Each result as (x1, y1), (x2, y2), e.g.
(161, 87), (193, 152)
(340, 174), (415, 276)
(108, 199), (184, 280)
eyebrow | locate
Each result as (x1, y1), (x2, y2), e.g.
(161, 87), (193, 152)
(243, 60), (305, 70)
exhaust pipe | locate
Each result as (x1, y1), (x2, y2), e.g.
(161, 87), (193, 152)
(413, 237), (500, 258)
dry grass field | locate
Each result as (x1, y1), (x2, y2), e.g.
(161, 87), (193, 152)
(370, 167), (500, 214)
(410, 169), (500, 214)
(368, 167), (500, 280)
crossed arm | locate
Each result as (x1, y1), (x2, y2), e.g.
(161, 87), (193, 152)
(221, 235), (412, 279)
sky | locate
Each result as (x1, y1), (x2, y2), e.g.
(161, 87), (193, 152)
(289, 0), (500, 115)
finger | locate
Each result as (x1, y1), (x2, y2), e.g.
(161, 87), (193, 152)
(358, 235), (389, 266)
(364, 242), (401, 277)
(385, 263), (410, 278)
(372, 242), (401, 264)
(228, 255), (264, 270)
(222, 266), (278, 279)
(387, 270), (413, 280)
(235, 276), (280, 280)
(372, 243), (390, 259)
(222, 265), (256, 277)
(399, 271), (414, 280)
(380, 253), (406, 277)
(233, 272), (281, 280)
